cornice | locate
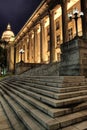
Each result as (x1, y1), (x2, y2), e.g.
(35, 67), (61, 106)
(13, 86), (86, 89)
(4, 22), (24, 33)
(14, 0), (62, 43)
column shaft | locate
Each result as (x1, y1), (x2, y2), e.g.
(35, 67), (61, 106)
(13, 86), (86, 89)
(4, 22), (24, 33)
(25, 38), (27, 62)
(34, 29), (37, 63)
(31, 32), (34, 63)
(61, 0), (68, 43)
(49, 10), (56, 63)
(14, 44), (16, 74)
(80, 0), (87, 39)
(40, 21), (45, 62)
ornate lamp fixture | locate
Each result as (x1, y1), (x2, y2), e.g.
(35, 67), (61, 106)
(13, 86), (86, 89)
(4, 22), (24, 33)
(68, 8), (84, 37)
(19, 49), (24, 62)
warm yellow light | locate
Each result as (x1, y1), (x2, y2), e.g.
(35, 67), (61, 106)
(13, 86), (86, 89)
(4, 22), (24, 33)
(54, 7), (61, 20)
(37, 27), (40, 33)
(45, 18), (49, 27)
(67, 0), (79, 10)
(32, 33), (34, 39)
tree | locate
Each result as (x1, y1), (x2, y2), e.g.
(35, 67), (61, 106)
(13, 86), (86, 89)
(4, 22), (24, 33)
(0, 40), (8, 68)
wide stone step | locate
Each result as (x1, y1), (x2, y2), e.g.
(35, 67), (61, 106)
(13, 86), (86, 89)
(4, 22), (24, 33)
(0, 85), (72, 118)
(4, 76), (85, 87)
(2, 75), (85, 83)
(1, 91), (57, 130)
(2, 81), (87, 100)
(0, 102), (12, 130)
(1, 86), (87, 130)
(17, 77), (85, 88)
(8, 76), (85, 86)
(0, 93), (26, 130)
(62, 120), (87, 130)
(1, 84), (87, 119)
(57, 110), (87, 128)
(1, 92), (46, 130)
(28, 77), (84, 83)
(11, 80), (87, 93)
(35, 76), (85, 83)
(1, 83), (87, 108)
(20, 76), (85, 82)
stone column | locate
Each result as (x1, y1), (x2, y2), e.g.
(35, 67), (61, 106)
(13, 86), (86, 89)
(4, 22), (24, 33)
(49, 9), (56, 63)
(14, 44), (16, 74)
(16, 45), (19, 63)
(40, 20), (45, 62)
(31, 31), (34, 63)
(26, 35), (29, 62)
(19, 45), (21, 62)
(24, 37), (27, 62)
(37, 28), (40, 63)
(80, 0), (87, 39)
(29, 34), (33, 63)
(61, 0), (68, 43)
(9, 45), (14, 72)
(26, 34), (30, 62)
(34, 28), (38, 63)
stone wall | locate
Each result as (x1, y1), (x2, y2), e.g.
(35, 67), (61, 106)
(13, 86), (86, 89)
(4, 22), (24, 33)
(15, 62), (44, 74)
(59, 38), (87, 76)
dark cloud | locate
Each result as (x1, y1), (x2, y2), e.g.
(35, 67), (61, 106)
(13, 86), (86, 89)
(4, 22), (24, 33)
(0, 0), (42, 37)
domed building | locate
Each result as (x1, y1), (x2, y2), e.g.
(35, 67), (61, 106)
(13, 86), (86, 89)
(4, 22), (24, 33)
(1, 24), (15, 43)
(1, 24), (15, 73)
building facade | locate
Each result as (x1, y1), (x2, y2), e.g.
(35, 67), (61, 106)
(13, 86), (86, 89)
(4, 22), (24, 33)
(6, 0), (87, 75)
(14, 0), (87, 64)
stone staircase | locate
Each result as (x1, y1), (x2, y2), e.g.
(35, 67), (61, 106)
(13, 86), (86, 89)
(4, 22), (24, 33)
(0, 76), (87, 130)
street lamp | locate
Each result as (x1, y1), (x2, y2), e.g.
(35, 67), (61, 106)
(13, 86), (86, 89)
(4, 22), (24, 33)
(68, 8), (84, 37)
(19, 49), (24, 62)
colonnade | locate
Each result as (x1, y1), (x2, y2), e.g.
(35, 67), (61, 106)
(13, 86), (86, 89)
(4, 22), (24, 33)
(15, 0), (87, 64)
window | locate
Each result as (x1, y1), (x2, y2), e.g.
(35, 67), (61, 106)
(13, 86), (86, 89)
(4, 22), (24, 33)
(57, 53), (60, 61)
(68, 28), (73, 40)
(56, 21), (60, 30)
(56, 35), (60, 48)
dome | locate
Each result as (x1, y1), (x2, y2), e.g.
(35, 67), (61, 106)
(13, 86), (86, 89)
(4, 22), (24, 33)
(1, 24), (15, 43)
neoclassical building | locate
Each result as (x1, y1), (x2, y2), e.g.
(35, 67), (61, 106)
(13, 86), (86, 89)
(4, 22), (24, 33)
(1, 24), (15, 72)
(6, 0), (87, 75)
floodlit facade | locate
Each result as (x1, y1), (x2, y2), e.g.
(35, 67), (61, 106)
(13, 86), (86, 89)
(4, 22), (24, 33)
(3, 0), (87, 75)
(14, 0), (85, 64)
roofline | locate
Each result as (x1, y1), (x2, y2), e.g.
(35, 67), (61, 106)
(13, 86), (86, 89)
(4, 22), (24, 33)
(15, 0), (46, 43)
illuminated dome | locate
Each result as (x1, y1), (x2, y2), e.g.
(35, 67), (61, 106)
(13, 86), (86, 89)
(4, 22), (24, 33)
(1, 24), (15, 43)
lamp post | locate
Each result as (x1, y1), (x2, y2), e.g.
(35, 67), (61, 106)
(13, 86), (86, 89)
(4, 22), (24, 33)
(19, 49), (24, 62)
(68, 8), (84, 37)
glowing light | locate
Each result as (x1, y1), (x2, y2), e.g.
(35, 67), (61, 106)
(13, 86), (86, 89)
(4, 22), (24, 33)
(45, 18), (49, 27)
(54, 7), (62, 20)
(67, 0), (79, 10)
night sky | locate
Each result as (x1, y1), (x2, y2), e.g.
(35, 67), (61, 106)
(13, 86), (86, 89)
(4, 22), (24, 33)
(0, 0), (42, 37)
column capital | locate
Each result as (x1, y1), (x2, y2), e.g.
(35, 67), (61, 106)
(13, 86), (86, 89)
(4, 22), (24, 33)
(33, 27), (38, 33)
(40, 19), (45, 27)
(47, 7), (55, 15)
